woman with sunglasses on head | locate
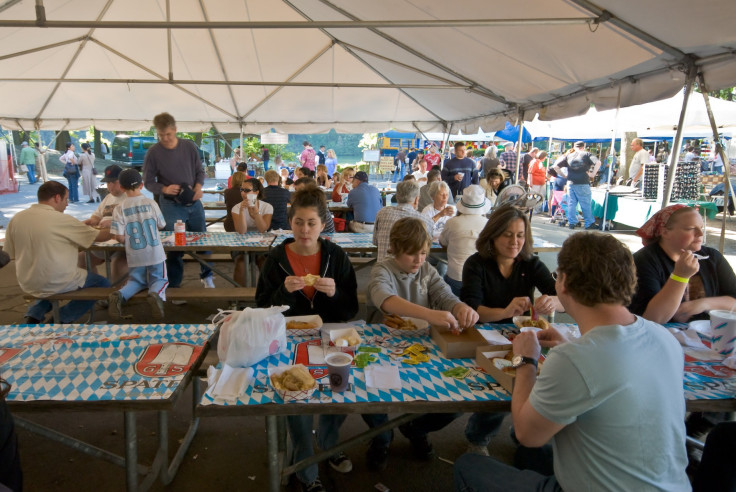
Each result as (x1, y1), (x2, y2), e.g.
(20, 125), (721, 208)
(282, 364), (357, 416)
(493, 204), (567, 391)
(256, 187), (358, 492)
(230, 178), (272, 286)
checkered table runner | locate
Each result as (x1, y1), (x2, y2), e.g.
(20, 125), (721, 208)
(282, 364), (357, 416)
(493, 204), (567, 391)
(93, 231), (276, 250)
(201, 322), (736, 407)
(271, 233), (376, 250)
(1, 324), (215, 403)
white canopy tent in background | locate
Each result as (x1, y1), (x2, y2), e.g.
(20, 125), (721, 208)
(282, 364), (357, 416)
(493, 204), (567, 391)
(525, 92), (736, 142)
(0, 0), (733, 134)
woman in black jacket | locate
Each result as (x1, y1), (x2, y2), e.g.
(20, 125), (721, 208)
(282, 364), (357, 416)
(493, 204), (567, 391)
(256, 187), (358, 492)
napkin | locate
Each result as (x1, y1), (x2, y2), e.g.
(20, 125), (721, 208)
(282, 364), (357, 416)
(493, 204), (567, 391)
(364, 364), (401, 390)
(688, 320), (712, 336)
(206, 364), (253, 400)
(668, 327), (707, 349)
(724, 355), (736, 370)
(476, 329), (512, 345)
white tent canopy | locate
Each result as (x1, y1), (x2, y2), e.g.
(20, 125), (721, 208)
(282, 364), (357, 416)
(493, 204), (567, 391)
(0, 0), (734, 133)
(525, 92), (736, 141)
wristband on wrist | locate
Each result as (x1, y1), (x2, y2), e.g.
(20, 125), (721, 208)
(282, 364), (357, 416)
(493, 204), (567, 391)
(670, 273), (689, 284)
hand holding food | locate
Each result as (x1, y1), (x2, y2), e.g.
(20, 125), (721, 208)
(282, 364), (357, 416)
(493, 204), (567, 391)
(270, 365), (316, 391)
(505, 297), (531, 319)
(427, 310), (458, 331)
(673, 249), (699, 280)
(533, 295), (556, 316)
(284, 275), (306, 293)
(312, 276), (336, 297)
(452, 303), (479, 332)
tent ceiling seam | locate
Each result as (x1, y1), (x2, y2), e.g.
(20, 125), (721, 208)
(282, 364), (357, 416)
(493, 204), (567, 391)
(314, 0), (512, 107)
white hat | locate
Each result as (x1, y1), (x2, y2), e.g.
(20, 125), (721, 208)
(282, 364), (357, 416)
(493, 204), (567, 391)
(456, 185), (491, 215)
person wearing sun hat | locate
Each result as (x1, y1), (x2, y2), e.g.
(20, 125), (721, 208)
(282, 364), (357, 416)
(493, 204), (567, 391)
(439, 184), (491, 296)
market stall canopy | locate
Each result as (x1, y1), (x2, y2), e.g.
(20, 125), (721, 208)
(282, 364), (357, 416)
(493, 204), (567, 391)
(525, 92), (736, 142)
(0, 0), (734, 133)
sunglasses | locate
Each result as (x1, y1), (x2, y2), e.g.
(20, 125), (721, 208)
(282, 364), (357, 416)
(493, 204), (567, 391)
(240, 188), (254, 193)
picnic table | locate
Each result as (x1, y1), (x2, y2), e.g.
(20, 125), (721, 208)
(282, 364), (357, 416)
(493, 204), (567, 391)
(197, 321), (736, 491)
(3, 322), (215, 492)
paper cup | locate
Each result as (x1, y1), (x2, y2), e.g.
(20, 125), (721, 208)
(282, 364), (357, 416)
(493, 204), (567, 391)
(247, 194), (257, 207)
(709, 310), (736, 356)
(325, 352), (353, 392)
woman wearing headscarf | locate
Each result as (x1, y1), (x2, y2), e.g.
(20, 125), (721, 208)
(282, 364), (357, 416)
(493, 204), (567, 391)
(629, 205), (736, 323)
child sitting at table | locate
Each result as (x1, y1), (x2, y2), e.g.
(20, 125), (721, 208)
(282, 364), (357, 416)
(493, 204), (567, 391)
(108, 169), (168, 319)
(364, 217), (478, 470)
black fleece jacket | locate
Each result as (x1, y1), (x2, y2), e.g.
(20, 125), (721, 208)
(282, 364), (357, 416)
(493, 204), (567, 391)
(255, 237), (359, 322)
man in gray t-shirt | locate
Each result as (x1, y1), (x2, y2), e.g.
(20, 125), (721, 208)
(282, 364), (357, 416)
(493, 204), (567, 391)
(143, 112), (213, 288)
(455, 232), (690, 492)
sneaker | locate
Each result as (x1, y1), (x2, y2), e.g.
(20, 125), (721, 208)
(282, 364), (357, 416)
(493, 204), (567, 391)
(147, 292), (165, 319)
(585, 223), (600, 230)
(466, 443), (490, 456)
(328, 452), (352, 473)
(201, 276), (215, 288)
(108, 291), (124, 319)
(302, 478), (325, 492)
(366, 444), (389, 471)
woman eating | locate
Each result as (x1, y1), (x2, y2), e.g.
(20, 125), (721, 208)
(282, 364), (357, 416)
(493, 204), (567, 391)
(461, 203), (562, 323)
(331, 167), (354, 203)
(231, 178), (272, 286)
(630, 205), (736, 323)
(421, 181), (454, 241)
(256, 187), (358, 492)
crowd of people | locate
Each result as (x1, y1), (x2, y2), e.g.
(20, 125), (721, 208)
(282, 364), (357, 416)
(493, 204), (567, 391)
(2, 116), (735, 492)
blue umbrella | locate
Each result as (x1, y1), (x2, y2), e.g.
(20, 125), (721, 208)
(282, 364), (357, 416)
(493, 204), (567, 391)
(495, 121), (532, 144)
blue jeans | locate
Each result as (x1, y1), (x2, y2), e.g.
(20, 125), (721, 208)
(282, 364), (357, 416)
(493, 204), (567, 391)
(263, 160), (270, 172)
(465, 412), (506, 446)
(158, 199), (211, 288)
(287, 414), (346, 484)
(26, 271), (110, 323)
(67, 174), (79, 201)
(454, 454), (561, 492)
(567, 183), (594, 228)
(119, 263), (168, 301)
(26, 164), (37, 184)
(444, 274), (462, 297)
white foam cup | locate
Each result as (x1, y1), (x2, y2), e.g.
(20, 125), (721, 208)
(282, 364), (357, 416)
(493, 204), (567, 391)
(709, 310), (736, 356)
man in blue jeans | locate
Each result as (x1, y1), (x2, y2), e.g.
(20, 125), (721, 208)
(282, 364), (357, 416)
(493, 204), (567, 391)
(550, 141), (600, 230)
(143, 112), (214, 289)
(3, 181), (110, 324)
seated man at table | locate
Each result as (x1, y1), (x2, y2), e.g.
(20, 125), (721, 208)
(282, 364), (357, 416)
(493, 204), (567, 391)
(365, 217), (478, 470)
(454, 232), (690, 492)
(347, 171), (382, 233)
(76, 164), (128, 282)
(3, 181), (111, 324)
(262, 169), (291, 231)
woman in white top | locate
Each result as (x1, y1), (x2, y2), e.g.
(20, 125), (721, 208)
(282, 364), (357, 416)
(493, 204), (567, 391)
(79, 143), (100, 203)
(439, 185), (490, 296)
(421, 181), (454, 240)
(412, 157), (429, 183)
(232, 178), (273, 286)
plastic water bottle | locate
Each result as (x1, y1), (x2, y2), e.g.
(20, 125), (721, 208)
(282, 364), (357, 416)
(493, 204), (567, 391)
(174, 220), (185, 246)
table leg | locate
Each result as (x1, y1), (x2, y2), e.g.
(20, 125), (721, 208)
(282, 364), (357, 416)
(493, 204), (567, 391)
(267, 415), (281, 492)
(125, 411), (138, 492)
(159, 378), (201, 485)
(245, 252), (252, 287)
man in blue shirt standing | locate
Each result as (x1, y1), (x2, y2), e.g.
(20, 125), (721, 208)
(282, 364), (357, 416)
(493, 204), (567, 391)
(441, 142), (479, 199)
(347, 171), (382, 233)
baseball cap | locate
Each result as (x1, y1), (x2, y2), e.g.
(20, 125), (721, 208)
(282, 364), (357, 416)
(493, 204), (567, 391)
(101, 165), (123, 183)
(354, 171), (369, 182)
(119, 168), (142, 189)
(21, 141), (28, 146)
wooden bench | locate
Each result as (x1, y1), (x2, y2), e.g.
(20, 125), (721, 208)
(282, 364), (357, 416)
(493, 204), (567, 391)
(25, 287), (258, 323)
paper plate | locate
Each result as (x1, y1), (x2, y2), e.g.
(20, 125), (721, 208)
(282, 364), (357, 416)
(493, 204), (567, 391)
(512, 316), (550, 330)
(385, 316), (430, 337)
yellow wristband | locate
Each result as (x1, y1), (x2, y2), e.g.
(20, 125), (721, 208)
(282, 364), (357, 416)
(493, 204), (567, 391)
(669, 273), (689, 284)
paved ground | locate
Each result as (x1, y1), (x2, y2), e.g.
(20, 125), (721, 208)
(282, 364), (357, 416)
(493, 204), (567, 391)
(2, 174), (735, 491)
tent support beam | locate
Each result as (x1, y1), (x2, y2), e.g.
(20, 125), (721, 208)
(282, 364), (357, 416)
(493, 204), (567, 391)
(0, 36), (86, 62)
(698, 73), (733, 253)
(662, 64), (698, 208)
(166, 0), (173, 81)
(600, 86), (622, 230)
(281, 0), (446, 122)
(0, 18), (600, 30)
(514, 109), (524, 183)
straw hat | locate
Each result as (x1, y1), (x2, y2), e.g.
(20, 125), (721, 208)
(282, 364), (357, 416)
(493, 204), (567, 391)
(456, 185), (491, 215)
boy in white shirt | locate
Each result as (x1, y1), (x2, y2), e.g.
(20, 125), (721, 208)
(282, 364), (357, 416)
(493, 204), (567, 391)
(109, 169), (168, 319)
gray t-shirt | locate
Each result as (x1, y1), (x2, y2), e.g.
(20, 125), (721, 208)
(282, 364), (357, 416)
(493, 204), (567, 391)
(367, 258), (459, 322)
(143, 139), (204, 196)
(529, 317), (689, 492)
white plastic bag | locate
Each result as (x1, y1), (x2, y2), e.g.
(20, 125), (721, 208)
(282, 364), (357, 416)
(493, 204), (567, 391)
(215, 306), (289, 367)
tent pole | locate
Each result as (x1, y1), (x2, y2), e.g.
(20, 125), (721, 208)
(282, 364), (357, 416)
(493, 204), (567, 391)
(698, 73), (732, 253)
(662, 64), (697, 208)
(600, 86), (622, 230)
(514, 108), (524, 184)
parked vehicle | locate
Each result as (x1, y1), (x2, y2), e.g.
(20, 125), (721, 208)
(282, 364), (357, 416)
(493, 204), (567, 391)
(112, 135), (211, 169)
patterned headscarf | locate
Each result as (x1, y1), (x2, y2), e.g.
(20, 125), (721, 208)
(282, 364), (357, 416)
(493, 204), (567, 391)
(636, 204), (688, 246)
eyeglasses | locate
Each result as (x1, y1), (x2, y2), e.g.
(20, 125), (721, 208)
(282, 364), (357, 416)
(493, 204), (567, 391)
(551, 271), (559, 281)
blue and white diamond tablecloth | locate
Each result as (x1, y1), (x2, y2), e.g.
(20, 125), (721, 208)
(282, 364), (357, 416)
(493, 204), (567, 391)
(1, 323), (215, 403)
(200, 322), (736, 407)
(92, 231), (276, 250)
(272, 233), (376, 251)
